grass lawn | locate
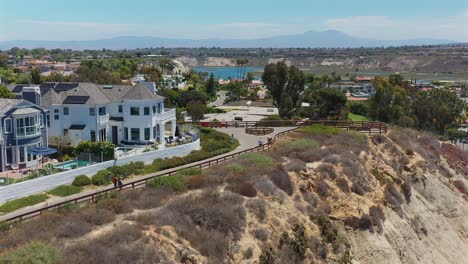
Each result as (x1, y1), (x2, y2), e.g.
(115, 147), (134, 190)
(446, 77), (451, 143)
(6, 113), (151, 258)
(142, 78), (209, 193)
(348, 113), (369, 121)
(47, 185), (82, 197)
(0, 194), (49, 213)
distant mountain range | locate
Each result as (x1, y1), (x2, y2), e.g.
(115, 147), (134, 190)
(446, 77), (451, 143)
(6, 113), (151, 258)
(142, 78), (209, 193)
(0, 30), (459, 50)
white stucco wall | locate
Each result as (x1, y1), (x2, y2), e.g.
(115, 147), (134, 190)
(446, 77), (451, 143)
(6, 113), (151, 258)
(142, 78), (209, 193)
(0, 138), (200, 203)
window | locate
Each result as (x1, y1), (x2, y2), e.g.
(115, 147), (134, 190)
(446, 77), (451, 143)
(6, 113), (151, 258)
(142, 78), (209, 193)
(130, 107), (140, 116)
(19, 146), (25, 163)
(90, 130), (96, 142)
(124, 127), (128, 140)
(98, 107), (106, 116)
(144, 128), (150, 140)
(89, 108), (95, 116)
(157, 103), (161, 113)
(63, 107), (69, 115)
(152, 106), (156, 113)
(131, 128), (140, 141)
(153, 126), (156, 140)
(118, 105), (123, 113)
(16, 115), (40, 136)
(144, 107), (150, 116)
(156, 124), (160, 141)
(4, 118), (12, 133)
(5, 147), (13, 165)
(39, 114), (44, 128)
(63, 129), (68, 136)
(54, 109), (59, 120)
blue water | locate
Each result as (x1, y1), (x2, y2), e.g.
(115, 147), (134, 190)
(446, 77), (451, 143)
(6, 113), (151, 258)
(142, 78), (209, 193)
(194, 66), (263, 80)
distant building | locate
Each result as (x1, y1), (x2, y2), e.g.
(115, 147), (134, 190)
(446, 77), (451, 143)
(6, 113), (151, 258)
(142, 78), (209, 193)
(0, 99), (49, 172)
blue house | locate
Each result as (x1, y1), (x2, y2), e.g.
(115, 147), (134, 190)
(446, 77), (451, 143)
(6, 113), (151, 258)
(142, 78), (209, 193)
(0, 99), (49, 172)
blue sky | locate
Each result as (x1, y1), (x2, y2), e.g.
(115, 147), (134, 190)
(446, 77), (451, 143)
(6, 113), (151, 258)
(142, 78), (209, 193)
(1, 0), (468, 41)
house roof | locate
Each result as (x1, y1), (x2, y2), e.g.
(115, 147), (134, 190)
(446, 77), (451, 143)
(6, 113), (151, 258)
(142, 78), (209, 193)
(11, 108), (40, 116)
(41, 89), (63, 108)
(8, 82), (165, 106)
(121, 84), (164, 100)
(57, 83), (111, 105)
(0, 99), (45, 116)
(0, 99), (22, 116)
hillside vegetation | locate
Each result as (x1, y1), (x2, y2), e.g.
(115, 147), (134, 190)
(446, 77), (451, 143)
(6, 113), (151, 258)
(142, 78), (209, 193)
(0, 125), (466, 264)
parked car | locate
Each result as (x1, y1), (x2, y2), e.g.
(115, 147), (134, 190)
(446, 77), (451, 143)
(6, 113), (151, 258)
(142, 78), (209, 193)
(460, 138), (468, 144)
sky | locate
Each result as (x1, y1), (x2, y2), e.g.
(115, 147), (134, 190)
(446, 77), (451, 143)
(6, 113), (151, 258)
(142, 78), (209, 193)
(1, 0), (468, 42)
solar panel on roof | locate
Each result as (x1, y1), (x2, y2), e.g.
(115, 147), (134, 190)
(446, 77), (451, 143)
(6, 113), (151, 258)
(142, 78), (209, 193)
(39, 83), (55, 89)
(12, 85), (25, 93)
(63, 95), (90, 104)
(55, 83), (79, 91)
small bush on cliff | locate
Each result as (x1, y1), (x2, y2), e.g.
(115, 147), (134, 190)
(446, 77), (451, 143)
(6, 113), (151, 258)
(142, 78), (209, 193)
(0, 242), (63, 264)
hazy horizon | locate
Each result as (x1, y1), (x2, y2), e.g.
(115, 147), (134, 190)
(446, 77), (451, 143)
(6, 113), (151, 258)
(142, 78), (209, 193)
(1, 0), (468, 42)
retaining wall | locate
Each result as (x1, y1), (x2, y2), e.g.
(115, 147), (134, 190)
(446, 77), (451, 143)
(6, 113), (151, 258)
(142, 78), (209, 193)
(0, 139), (200, 202)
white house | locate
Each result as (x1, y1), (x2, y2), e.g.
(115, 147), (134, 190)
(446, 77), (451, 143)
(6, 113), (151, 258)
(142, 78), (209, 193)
(9, 82), (176, 147)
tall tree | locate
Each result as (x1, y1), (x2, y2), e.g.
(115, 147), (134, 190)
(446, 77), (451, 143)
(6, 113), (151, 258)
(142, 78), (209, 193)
(262, 62), (305, 118)
(388, 74), (404, 86)
(0, 84), (16, 99)
(30, 67), (42, 84)
(302, 88), (347, 120)
(187, 100), (206, 121)
(206, 73), (216, 96)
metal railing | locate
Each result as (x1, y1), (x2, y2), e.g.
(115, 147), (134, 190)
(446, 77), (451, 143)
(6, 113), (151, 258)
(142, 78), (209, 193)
(97, 114), (110, 124)
(0, 120), (387, 226)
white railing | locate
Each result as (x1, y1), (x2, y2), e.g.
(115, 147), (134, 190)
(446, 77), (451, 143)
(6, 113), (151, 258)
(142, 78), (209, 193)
(157, 109), (175, 121)
(98, 114), (110, 124)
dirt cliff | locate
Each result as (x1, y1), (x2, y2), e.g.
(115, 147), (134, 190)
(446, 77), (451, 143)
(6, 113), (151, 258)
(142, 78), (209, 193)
(0, 126), (466, 264)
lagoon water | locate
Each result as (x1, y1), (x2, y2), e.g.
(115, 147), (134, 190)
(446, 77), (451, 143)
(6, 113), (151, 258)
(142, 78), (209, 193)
(194, 66), (263, 80)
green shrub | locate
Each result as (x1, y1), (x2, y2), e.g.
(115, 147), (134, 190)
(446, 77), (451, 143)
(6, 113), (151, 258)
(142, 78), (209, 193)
(227, 163), (245, 173)
(72, 175), (91, 187)
(107, 165), (133, 178)
(178, 168), (202, 176)
(147, 175), (186, 191)
(288, 138), (320, 151)
(348, 101), (369, 116)
(0, 194), (49, 213)
(259, 245), (276, 264)
(301, 124), (340, 135)
(92, 169), (111, 186)
(316, 215), (337, 244)
(0, 242), (63, 264)
(47, 185), (81, 197)
(240, 153), (274, 166)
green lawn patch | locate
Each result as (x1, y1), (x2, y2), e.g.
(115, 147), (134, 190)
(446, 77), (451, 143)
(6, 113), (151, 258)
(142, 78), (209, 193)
(300, 124), (341, 135)
(240, 153), (274, 166)
(148, 174), (187, 191)
(0, 242), (63, 263)
(348, 113), (369, 121)
(47, 185), (82, 197)
(288, 138), (320, 151)
(0, 194), (49, 213)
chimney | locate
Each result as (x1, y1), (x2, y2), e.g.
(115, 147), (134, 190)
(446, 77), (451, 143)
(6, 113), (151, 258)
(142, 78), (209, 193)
(22, 86), (41, 106)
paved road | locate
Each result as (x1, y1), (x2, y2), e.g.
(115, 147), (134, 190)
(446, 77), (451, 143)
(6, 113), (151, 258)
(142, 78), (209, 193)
(0, 127), (295, 221)
(208, 91), (227, 107)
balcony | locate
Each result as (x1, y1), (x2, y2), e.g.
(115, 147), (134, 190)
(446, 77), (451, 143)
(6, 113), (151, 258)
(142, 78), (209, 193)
(157, 109), (176, 121)
(98, 114), (110, 124)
